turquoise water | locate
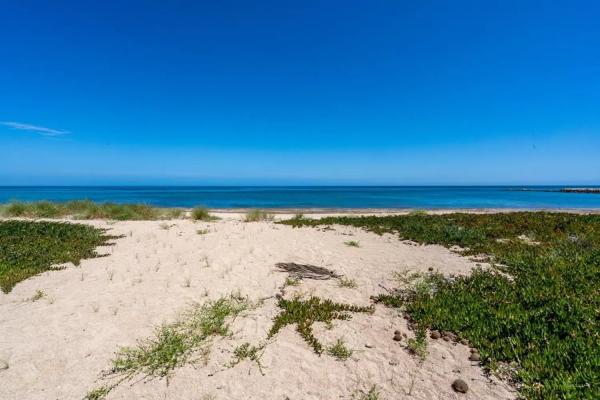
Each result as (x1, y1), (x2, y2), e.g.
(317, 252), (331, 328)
(0, 186), (599, 209)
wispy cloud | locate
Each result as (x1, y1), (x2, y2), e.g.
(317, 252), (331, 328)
(1, 121), (70, 137)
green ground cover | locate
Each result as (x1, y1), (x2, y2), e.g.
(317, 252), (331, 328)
(280, 212), (600, 399)
(0, 220), (119, 292)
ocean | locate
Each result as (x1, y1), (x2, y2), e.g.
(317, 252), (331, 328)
(1, 186), (599, 209)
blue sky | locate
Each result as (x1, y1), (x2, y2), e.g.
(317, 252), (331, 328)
(1, 1), (599, 185)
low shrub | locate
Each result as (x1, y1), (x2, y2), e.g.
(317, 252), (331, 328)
(281, 212), (600, 399)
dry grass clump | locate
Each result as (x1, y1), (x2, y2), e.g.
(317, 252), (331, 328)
(29, 289), (46, 302)
(284, 277), (301, 286)
(245, 209), (274, 222)
(191, 206), (219, 221)
(338, 277), (357, 288)
(0, 200), (184, 220)
(344, 240), (360, 247)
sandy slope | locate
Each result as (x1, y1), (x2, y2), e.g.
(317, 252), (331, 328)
(0, 214), (515, 399)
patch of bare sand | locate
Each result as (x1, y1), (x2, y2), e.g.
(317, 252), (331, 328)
(0, 215), (515, 399)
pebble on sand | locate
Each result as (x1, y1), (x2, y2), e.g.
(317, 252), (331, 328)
(442, 331), (457, 341)
(469, 353), (481, 361)
(452, 379), (469, 393)
(430, 330), (441, 339)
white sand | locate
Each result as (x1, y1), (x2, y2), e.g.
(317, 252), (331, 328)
(0, 213), (515, 399)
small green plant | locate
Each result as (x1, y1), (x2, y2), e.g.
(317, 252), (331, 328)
(228, 342), (266, 374)
(284, 277), (300, 287)
(288, 212), (308, 224)
(268, 296), (373, 354)
(196, 228), (210, 235)
(353, 385), (380, 400)
(338, 277), (357, 288)
(344, 240), (360, 247)
(327, 338), (353, 361)
(84, 385), (114, 400)
(191, 207), (218, 221)
(245, 209), (273, 222)
(406, 326), (428, 361)
(86, 295), (250, 397)
(380, 271), (445, 308)
(29, 289), (46, 302)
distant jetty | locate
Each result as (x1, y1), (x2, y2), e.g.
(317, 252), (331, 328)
(560, 188), (600, 194)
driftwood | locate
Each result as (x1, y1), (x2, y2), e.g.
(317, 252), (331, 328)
(275, 262), (341, 280)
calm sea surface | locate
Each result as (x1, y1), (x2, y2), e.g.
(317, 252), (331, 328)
(0, 186), (599, 209)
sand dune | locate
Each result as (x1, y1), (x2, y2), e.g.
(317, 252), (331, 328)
(0, 214), (515, 399)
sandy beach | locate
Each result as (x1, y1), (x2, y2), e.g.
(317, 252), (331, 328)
(0, 213), (516, 400)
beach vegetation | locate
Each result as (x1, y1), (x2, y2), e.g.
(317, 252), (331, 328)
(191, 206), (218, 221)
(327, 338), (353, 361)
(158, 222), (171, 230)
(353, 385), (380, 400)
(29, 289), (46, 302)
(406, 326), (428, 361)
(344, 240), (360, 247)
(86, 295), (251, 397)
(84, 385), (114, 400)
(338, 277), (357, 288)
(284, 276), (301, 286)
(408, 209), (428, 216)
(0, 200), (185, 220)
(0, 220), (119, 293)
(228, 342), (266, 374)
(110, 295), (249, 379)
(268, 295), (373, 355)
(281, 212), (600, 399)
(245, 209), (274, 222)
